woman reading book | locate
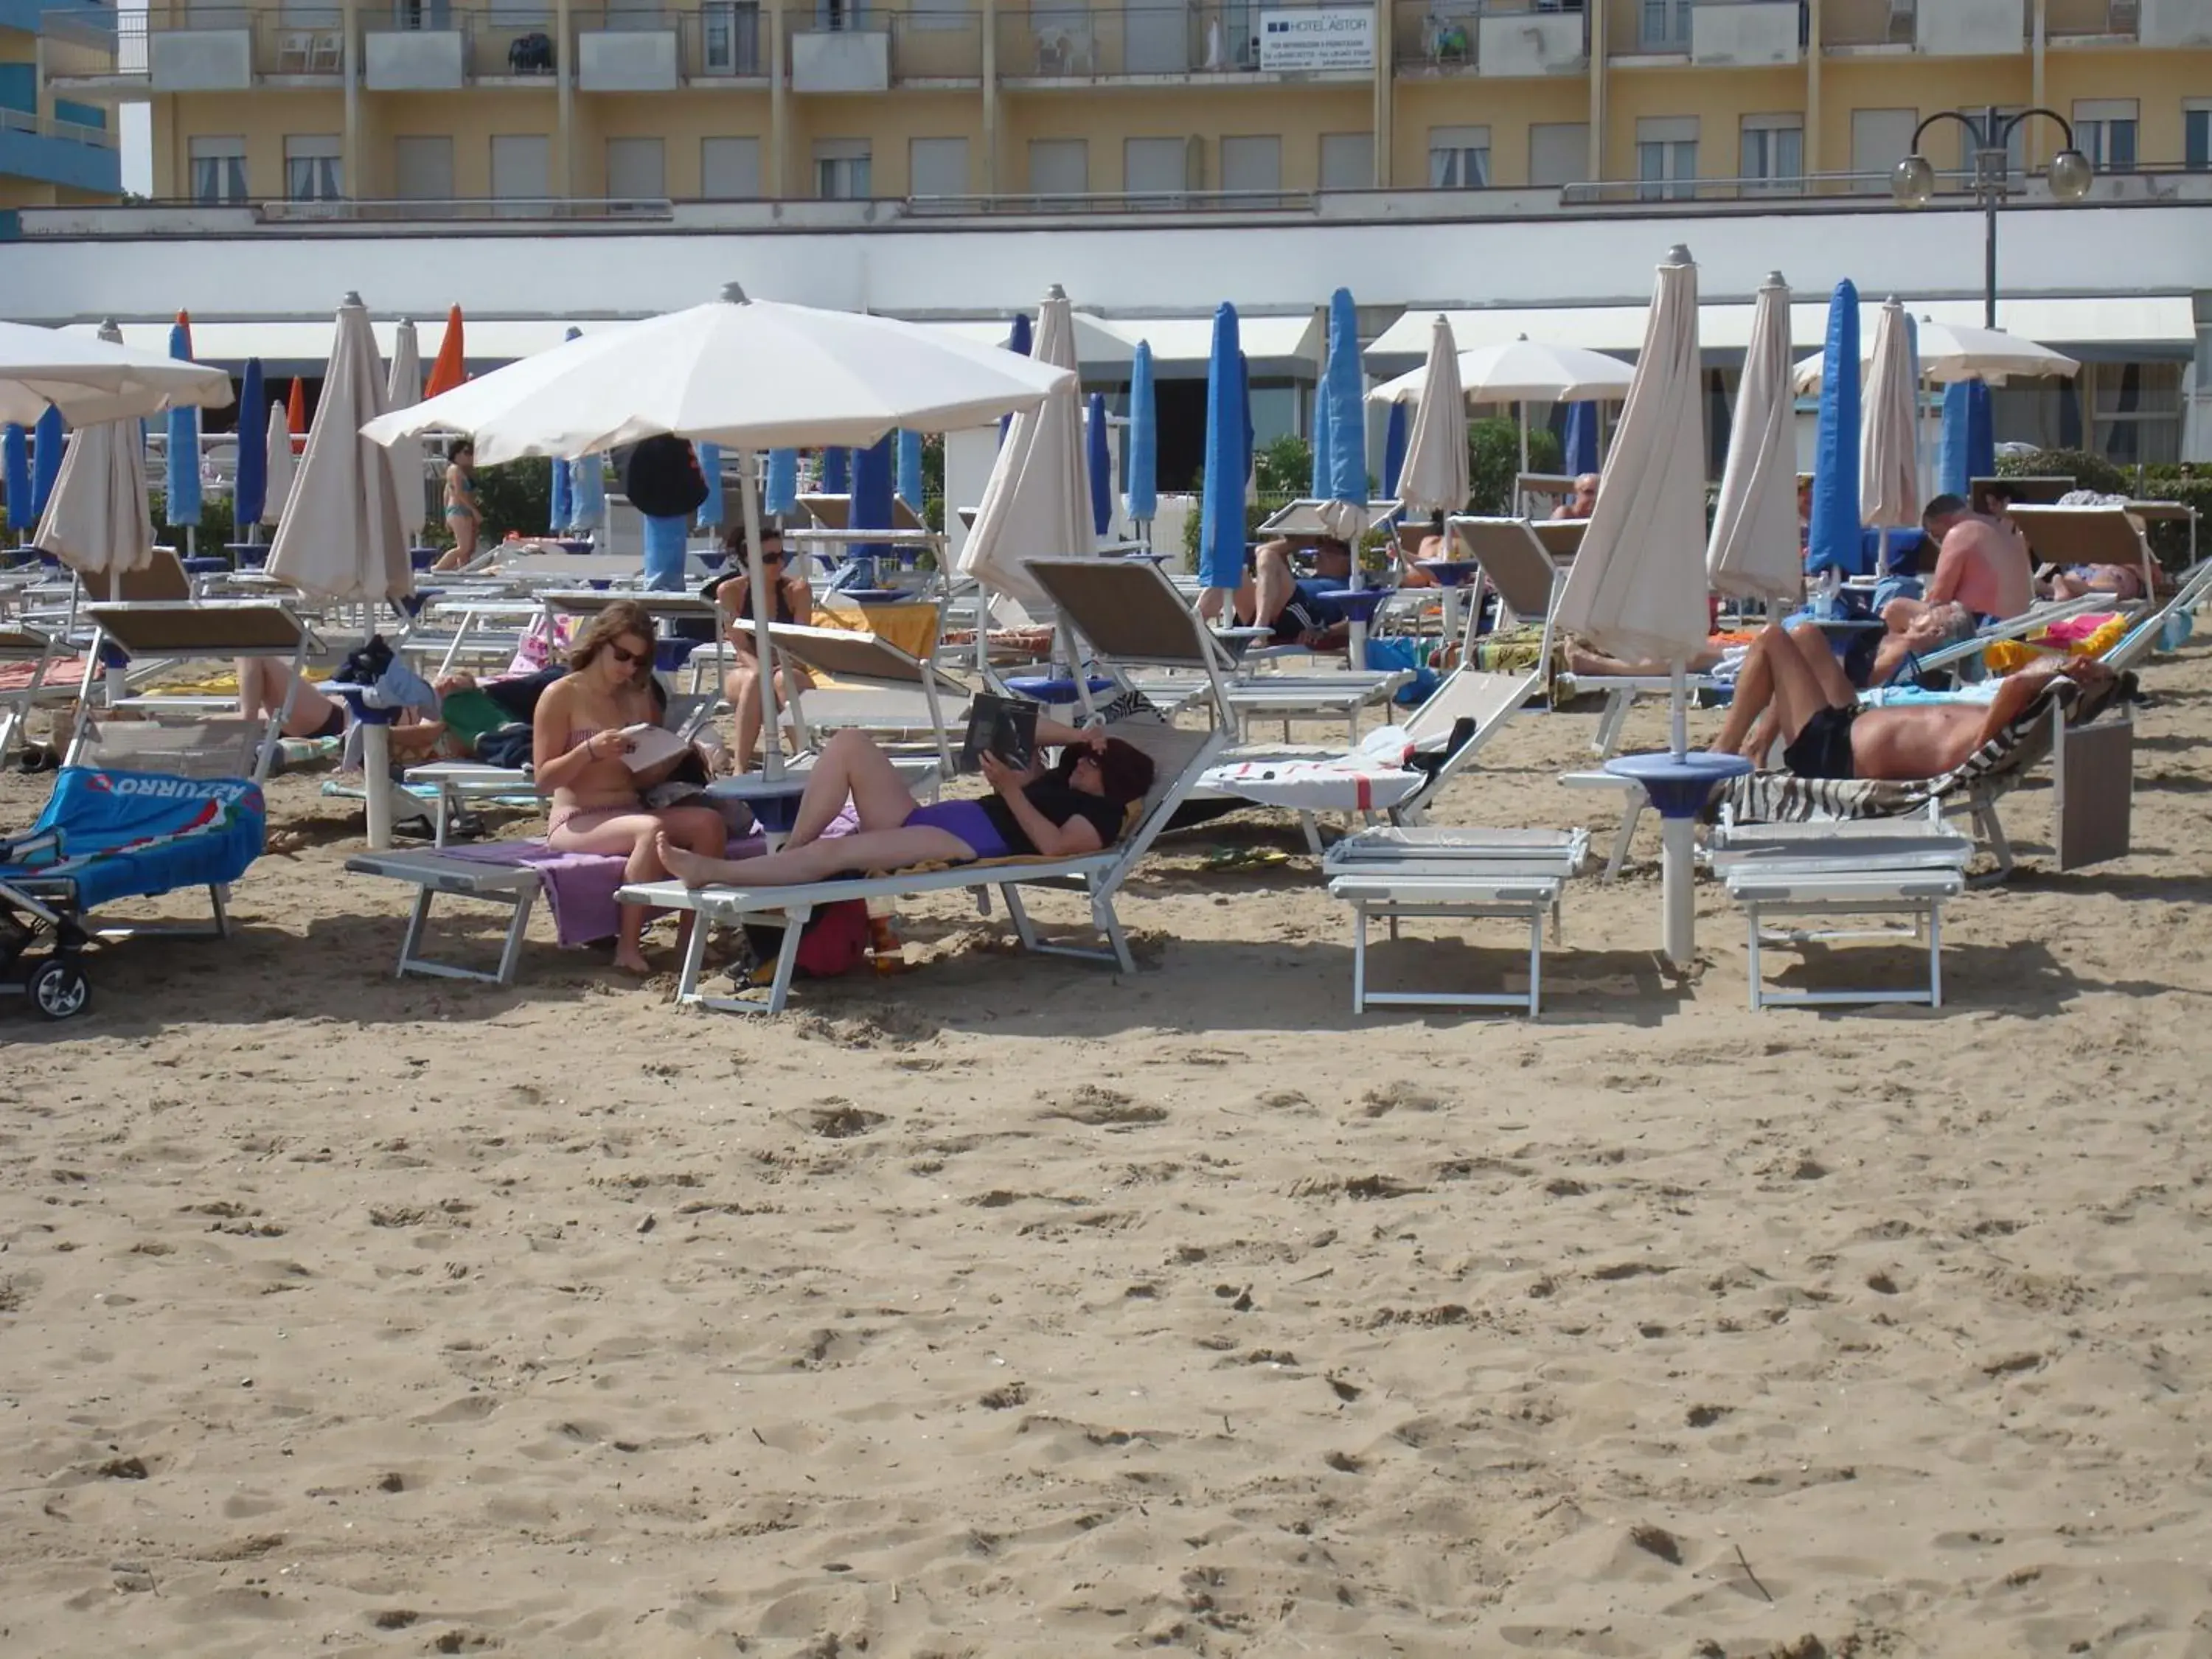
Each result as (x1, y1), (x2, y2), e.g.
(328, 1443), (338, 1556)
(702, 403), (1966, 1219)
(534, 599), (730, 973)
(655, 722), (1155, 891)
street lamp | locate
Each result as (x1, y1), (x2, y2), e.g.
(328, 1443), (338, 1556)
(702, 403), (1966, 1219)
(1891, 106), (2093, 329)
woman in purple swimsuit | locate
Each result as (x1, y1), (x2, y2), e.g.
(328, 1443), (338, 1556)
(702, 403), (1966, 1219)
(653, 720), (1155, 891)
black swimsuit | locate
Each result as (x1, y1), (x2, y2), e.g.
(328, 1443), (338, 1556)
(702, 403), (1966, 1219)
(1783, 704), (1861, 781)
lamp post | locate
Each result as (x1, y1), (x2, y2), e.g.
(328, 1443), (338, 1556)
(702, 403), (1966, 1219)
(1891, 107), (2094, 330)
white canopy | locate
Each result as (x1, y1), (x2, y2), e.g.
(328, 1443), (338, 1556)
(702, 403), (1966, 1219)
(1705, 274), (1800, 605)
(363, 286), (1074, 463)
(1860, 299), (1921, 532)
(32, 322), (155, 585)
(1554, 249), (1709, 669)
(0, 319), (234, 428)
(269, 293), (411, 605)
(1368, 335), (1637, 407)
(1794, 318), (2079, 392)
(959, 285), (1094, 613)
(385, 319), (427, 542)
(1394, 316), (1470, 518)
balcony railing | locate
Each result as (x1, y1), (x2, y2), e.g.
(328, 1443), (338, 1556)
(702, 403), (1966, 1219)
(0, 104), (119, 148)
(2045, 0), (2138, 37)
(361, 10), (560, 78)
(676, 7), (767, 76)
(1392, 1), (1478, 70)
(258, 195), (673, 221)
(908, 187), (1312, 214)
(890, 10), (983, 80)
(996, 4), (1375, 78)
(1821, 0), (2028, 48)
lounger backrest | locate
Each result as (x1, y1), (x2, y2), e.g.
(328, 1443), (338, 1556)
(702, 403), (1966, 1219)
(110, 549), (191, 604)
(494, 553), (642, 583)
(83, 601), (314, 655)
(80, 716), (265, 779)
(2008, 505), (2152, 571)
(1025, 557), (1219, 671)
(1447, 518), (1562, 621)
(766, 622), (932, 687)
(796, 494), (931, 534)
(1402, 662), (1538, 745)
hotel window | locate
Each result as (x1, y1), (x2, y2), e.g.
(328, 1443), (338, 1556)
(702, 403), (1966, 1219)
(813, 138), (872, 199)
(1635, 116), (1697, 201)
(1528, 122), (1588, 188)
(1125, 136), (1195, 201)
(1318, 132), (1373, 191)
(2073, 100), (2138, 173)
(605, 136), (667, 201)
(1958, 106), (2024, 176)
(491, 134), (551, 206)
(2088, 362), (2183, 465)
(1427, 125), (1489, 188)
(1220, 135), (1281, 194)
(1028, 138), (1088, 198)
(908, 136), (969, 198)
(1850, 108), (1916, 192)
(2188, 102), (2212, 171)
(189, 135), (247, 204)
(1740, 114), (1804, 192)
(700, 136), (762, 198)
(393, 136), (453, 201)
(283, 133), (342, 201)
(1640, 0), (1690, 50)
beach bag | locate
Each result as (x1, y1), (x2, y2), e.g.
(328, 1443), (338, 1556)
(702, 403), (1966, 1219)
(619, 436), (709, 520)
(743, 900), (871, 981)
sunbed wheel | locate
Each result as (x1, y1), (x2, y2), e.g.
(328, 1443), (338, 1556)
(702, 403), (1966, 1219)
(29, 958), (88, 1020)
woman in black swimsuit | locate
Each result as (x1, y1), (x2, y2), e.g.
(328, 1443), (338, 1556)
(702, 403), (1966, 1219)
(708, 519), (815, 771)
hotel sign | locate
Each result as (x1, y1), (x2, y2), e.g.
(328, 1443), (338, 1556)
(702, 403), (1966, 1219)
(1257, 7), (1377, 71)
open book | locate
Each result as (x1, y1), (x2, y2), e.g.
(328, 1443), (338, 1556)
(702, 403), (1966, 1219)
(614, 723), (691, 773)
(956, 693), (1039, 776)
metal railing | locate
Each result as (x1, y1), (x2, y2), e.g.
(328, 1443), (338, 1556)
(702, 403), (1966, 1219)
(0, 104), (119, 147)
(677, 7), (767, 76)
(995, 3), (1374, 77)
(361, 9), (560, 76)
(906, 187), (1313, 214)
(1391, 1), (1478, 69)
(890, 10), (984, 80)
(1557, 166), (1975, 203)
(1821, 0), (2029, 46)
(257, 195), (672, 222)
(2045, 0), (2137, 36)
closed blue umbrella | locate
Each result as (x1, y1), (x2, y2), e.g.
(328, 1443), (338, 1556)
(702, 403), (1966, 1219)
(1563, 401), (1600, 476)
(32, 405), (64, 521)
(896, 428), (924, 509)
(1938, 380), (1994, 500)
(851, 432), (894, 569)
(1197, 302), (1245, 594)
(569, 451), (605, 533)
(1382, 401), (1408, 517)
(765, 448), (799, 517)
(1001, 312), (1032, 445)
(4, 425), (29, 532)
(641, 512), (688, 591)
(821, 447), (850, 493)
(1087, 392), (1112, 538)
(1239, 349), (1253, 508)
(1310, 392), (1329, 498)
(164, 317), (201, 532)
(695, 441), (725, 529)
(1805, 279), (1862, 579)
(549, 453), (574, 533)
(1125, 341), (1158, 532)
(1321, 287), (1366, 518)
(235, 358), (268, 535)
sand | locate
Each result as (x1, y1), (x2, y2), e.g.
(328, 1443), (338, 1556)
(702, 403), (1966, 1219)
(3, 647), (2211, 1658)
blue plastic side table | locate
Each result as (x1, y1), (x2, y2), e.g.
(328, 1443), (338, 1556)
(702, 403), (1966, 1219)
(1604, 750), (1751, 966)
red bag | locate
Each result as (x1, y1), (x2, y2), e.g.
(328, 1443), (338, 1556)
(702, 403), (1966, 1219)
(746, 900), (871, 979)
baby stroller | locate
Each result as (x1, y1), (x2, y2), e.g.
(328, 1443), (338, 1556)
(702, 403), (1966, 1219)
(0, 767), (268, 1020)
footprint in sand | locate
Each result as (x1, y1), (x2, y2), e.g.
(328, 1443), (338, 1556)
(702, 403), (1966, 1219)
(1037, 1084), (1168, 1128)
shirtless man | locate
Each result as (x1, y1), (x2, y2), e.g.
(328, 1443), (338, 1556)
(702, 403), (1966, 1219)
(1874, 494), (2034, 682)
(1717, 620), (2115, 782)
(1231, 534), (1354, 650)
(1551, 473), (1599, 521)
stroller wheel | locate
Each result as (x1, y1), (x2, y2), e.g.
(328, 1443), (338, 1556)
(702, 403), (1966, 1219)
(29, 958), (89, 1020)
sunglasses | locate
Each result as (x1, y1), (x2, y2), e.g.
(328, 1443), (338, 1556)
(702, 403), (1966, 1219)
(607, 641), (649, 667)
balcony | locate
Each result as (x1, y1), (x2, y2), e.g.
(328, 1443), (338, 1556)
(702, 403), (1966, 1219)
(574, 10), (680, 89)
(0, 105), (120, 192)
(789, 17), (889, 89)
(360, 10), (557, 85)
(1605, 0), (1801, 57)
(997, 4), (1377, 82)
(676, 6), (767, 78)
(45, 6), (348, 91)
(889, 10), (983, 83)
(1821, 0), (2027, 49)
(1475, 1), (1587, 74)
(2140, 0), (2212, 44)
(2045, 0), (2138, 37)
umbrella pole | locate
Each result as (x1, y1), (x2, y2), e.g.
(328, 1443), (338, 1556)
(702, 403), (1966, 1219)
(738, 453), (783, 785)
(1518, 403), (1529, 490)
(1660, 661), (1692, 966)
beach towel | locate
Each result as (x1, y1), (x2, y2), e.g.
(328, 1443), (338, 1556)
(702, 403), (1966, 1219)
(1, 768), (264, 911)
(442, 832), (771, 947)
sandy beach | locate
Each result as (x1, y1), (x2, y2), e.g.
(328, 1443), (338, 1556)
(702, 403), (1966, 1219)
(4, 645), (2211, 1658)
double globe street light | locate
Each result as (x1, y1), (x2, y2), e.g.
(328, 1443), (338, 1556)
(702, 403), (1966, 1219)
(1891, 105), (2094, 329)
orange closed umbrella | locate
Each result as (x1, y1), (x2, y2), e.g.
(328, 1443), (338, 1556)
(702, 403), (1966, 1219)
(423, 305), (466, 399)
(286, 377), (307, 453)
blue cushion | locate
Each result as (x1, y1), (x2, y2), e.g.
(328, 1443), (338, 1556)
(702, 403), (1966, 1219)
(1003, 675), (1116, 705)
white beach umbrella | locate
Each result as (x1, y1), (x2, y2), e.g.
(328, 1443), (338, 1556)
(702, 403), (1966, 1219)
(270, 293), (410, 605)
(262, 400), (295, 529)
(1370, 334), (1635, 479)
(1860, 299), (1921, 530)
(1706, 272), (1800, 605)
(0, 319), (234, 428)
(385, 319), (427, 542)
(365, 282), (1072, 785)
(959, 283), (1094, 614)
(31, 321), (154, 590)
(1394, 315), (1470, 518)
(1792, 318), (2078, 393)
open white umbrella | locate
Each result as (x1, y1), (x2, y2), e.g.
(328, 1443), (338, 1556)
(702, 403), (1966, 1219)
(959, 283), (1093, 616)
(31, 320), (154, 592)
(385, 319), (428, 543)
(1792, 318), (2077, 393)
(1394, 315), (1470, 517)
(366, 283), (1071, 785)
(0, 319), (234, 428)
(1556, 246), (1721, 967)
(1706, 272), (1800, 605)
(1371, 334), (1635, 479)
(262, 400), (295, 529)
(1860, 299), (1920, 532)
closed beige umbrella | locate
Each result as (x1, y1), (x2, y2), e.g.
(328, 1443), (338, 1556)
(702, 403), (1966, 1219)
(1706, 272), (1800, 605)
(1393, 315), (1469, 518)
(261, 400), (295, 529)
(269, 292), (410, 605)
(32, 321), (155, 595)
(1860, 298), (1920, 530)
(385, 319), (427, 543)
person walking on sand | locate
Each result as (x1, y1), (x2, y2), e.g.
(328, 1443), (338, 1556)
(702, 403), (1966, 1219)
(434, 439), (481, 571)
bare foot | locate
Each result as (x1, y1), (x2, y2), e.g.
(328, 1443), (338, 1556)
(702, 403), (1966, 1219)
(613, 947), (653, 974)
(654, 830), (718, 890)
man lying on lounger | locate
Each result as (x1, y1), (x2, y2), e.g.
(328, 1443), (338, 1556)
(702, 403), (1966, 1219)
(1715, 621), (2118, 782)
(1229, 535), (1357, 650)
(655, 721), (1155, 890)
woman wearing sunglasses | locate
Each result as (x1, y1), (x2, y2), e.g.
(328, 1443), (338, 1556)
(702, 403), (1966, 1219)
(533, 599), (729, 973)
(706, 520), (815, 772)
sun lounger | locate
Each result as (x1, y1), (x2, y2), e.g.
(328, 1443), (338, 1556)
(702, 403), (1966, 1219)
(1323, 826), (1590, 1015)
(768, 622), (970, 773)
(1708, 818), (1974, 1011)
(616, 716), (1225, 1014)
(0, 622), (62, 766)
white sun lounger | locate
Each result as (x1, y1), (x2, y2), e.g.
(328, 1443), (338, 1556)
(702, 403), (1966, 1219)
(0, 622), (63, 766)
(768, 622), (970, 773)
(1323, 826), (1590, 1015)
(616, 717), (1224, 1015)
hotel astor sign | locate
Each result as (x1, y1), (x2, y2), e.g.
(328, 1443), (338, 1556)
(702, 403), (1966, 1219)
(1257, 7), (1377, 70)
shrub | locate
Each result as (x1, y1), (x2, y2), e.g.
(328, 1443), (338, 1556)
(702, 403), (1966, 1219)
(1468, 417), (1564, 515)
(473, 457), (554, 542)
(1995, 447), (2127, 495)
(146, 490), (235, 549)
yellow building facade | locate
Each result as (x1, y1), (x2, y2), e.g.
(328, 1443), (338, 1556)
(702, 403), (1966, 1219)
(40, 0), (2212, 206)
